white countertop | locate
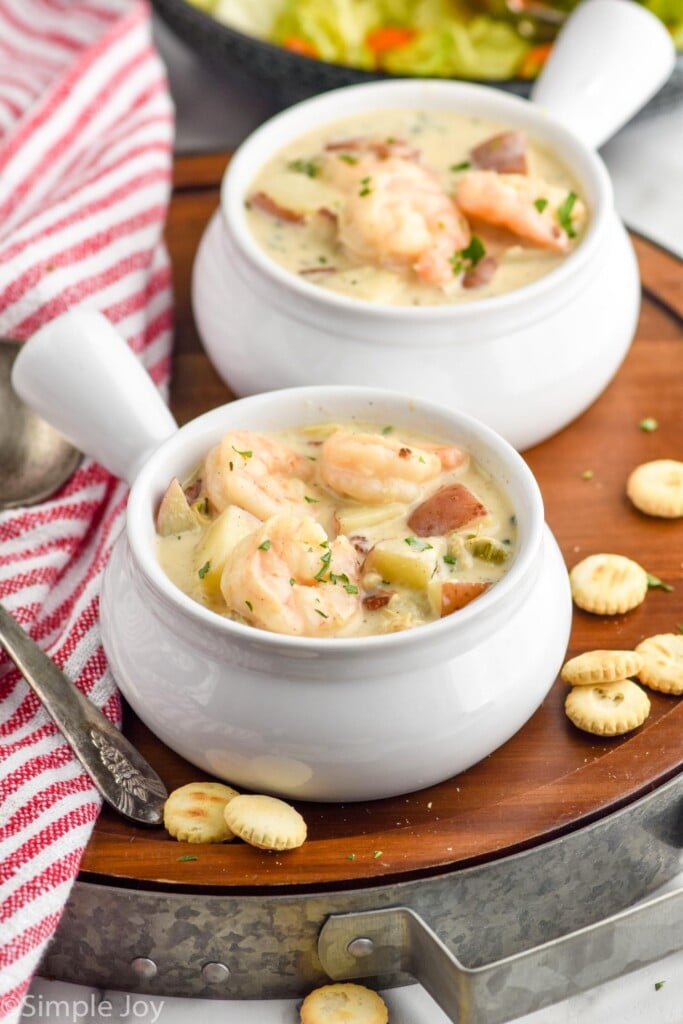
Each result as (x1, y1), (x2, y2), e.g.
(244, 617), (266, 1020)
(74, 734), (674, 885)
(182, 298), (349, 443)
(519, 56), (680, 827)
(24, 17), (682, 1024)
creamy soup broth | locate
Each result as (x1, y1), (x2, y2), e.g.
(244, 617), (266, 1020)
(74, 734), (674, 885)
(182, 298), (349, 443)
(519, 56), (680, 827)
(156, 422), (516, 638)
(245, 109), (586, 306)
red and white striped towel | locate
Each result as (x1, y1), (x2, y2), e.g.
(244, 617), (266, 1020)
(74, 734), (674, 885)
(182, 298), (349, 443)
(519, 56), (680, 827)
(0, 2), (174, 1017)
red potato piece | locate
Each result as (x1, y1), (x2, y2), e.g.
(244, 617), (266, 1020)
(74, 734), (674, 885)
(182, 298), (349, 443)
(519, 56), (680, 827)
(407, 483), (487, 536)
(471, 131), (528, 174)
(248, 191), (306, 223)
(440, 581), (490, 616)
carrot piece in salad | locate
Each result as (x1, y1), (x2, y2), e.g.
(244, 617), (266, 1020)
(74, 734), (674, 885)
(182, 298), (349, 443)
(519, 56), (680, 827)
(282, 35), (319, 59)
(518, 43), (553, 79)
(366, 26), (416, 57)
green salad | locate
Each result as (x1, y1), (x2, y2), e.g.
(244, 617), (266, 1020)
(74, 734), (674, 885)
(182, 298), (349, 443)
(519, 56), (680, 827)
(189, 0), (683, 80)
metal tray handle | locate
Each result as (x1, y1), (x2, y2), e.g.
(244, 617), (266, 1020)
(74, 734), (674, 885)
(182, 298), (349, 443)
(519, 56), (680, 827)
(318, 886), (683, 1023)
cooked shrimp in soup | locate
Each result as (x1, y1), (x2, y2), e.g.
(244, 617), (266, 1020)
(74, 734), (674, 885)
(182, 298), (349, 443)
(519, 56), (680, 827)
(245, 110), (586, 306)
(155, 421), (517, 639)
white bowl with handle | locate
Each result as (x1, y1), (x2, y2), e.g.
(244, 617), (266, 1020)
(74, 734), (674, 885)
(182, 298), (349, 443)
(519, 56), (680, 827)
(13, 309), (574, 801)
(192, 0), (674, 452)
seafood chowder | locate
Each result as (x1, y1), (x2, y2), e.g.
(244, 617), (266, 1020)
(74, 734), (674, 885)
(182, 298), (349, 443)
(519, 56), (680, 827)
(155, 424), (517, 638)
(245, 109), (586, 306)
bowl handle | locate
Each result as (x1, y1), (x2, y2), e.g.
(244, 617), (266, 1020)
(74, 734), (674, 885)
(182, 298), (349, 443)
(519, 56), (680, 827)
(319, 889), (683, 1023)
(12, 309), (178, 486)
(530, 0), (675, 150)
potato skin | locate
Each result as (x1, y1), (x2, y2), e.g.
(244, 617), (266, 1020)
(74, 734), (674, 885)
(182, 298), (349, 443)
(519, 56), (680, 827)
(440, 581), (490, 616)
(408, 483), (487, 536)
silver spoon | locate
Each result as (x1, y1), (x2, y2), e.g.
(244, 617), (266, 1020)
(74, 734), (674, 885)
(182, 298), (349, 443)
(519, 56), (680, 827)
(0, 602), (167, 825)
(0, 337), (82, 509)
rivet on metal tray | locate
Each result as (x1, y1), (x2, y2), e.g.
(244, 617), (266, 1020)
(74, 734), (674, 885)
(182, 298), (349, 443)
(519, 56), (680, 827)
(201, 962), (231, 983)
(347, 937), (375, 959)
(130, 957), (158, 980)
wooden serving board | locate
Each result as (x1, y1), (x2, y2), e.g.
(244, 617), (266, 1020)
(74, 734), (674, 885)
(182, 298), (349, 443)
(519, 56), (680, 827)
(80, 155), (683, 893)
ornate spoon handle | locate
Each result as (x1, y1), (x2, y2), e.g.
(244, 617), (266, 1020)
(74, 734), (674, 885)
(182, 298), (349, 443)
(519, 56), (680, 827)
(0, 603), (166, 825)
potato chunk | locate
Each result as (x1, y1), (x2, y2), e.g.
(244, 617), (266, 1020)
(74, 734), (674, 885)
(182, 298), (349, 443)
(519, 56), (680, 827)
(407, 484), (487, 537)
(428, 580), (490, 617)
(156, 478), (199, 537)
(364, 539), (438, 590)
(195, 505), (260, 595)
(336, 503), (405, 534)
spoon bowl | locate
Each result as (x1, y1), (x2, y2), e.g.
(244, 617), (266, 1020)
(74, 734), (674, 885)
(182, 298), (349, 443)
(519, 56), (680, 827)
(0, 337), (82, 509)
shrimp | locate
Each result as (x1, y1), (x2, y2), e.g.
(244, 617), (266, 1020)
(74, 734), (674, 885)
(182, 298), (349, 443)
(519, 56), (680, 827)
(203, 430), (315, 520)
(454, 171), (584, 252)
(326, 154), (470, 286)
(221, 514), (362, 637)
(319, 429), (464, 505)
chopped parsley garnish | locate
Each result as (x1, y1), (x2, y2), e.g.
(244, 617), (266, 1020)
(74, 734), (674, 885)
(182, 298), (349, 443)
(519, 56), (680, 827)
(245, 600), (253, 611)
(373, 850), (383, 858)
(288, 157), (320, 178)
(450, 160), (471, 172)
(330, 572), (357, 595)
(231, 445), (252, 458)
(534, 197), (549, 213)
(314, 550), (332, 581)
(381, 425), (393, 435)
(304, 495), (319, 503)
(198, 561), (211, 579)
(405, 537), (433, 551)
(655, 980), (666, 991)
(315, 609), (329, 618)
(338, 153), (358, 165)
(177, 854), (198, 862)
(347, 852), (356, 861)
(557, 191), (578, 238)
(258, 539), (271, 551)
(358, 176), (373, 197)
(639, 417), (658, 432)
(443, 554), (456, 565)
(646, 573), (674, 592)
(289, 577), (296, 586)
(449, 235), (486, 275)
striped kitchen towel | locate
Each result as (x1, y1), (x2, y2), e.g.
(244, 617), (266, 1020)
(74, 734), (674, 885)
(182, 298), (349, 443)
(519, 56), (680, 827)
(0, 1), (174, 1018)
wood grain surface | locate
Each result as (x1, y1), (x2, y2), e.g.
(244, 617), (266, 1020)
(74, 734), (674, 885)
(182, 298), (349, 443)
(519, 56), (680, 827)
(80, 155), (683, 892)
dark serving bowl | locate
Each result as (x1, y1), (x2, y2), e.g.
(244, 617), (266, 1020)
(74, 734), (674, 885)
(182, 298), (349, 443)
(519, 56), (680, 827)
(151, 0), (533, 105)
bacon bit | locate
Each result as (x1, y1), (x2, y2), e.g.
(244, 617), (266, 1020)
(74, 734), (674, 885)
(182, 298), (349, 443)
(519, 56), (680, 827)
(248, 191), (306, 223)
(407, 483), (487, 537)
(282, 35), (319, 59)
(317, 207), (338, 223)
(471, 131), (528, 175)
(325, 136), (420, 162)
(398, 447), (411, 459)
(440, 581), (490, 616)
(371, 139), (421, 161)
(350, 535), (371, 556)
(462, 255), (498, 290)
(325, 137), (370, 152)
(184, 479), (202, 503)
(366, 26), (416, 57)
(300, 265), (338, 276)
(363, 593), (393, 611)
